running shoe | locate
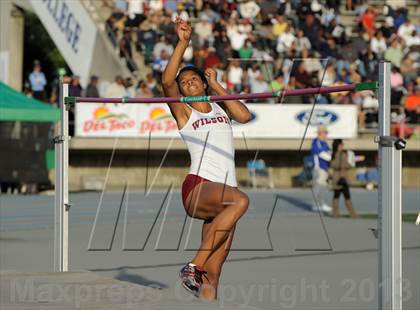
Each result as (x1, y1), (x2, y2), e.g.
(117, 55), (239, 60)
(179, 262), (207, 297)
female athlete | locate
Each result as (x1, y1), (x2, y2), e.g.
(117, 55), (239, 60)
(162, 17), (252, 300)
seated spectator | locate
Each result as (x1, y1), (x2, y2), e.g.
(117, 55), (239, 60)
(238, 0), (260, 22)
(403, 82), (420, 124)
(295, 29), (311, 54)
(239, 40), (254, 59)
(272, 15), (288, 37)
(137, 19), (158, 64)
(152, 49), (170, 79)
(385, 38), (404, 68)
(153, 36), (173, 64)
(194, 15), (214, 46)
(276, 25), (296, 55)
(84, 76), (99, 97)
(124, 77), (136, 98)
(361, 6), (376, 37)
(319, 64), (336, 86)
(397, 19), (415, 43)
(126, 0), (145, 28)
(404, 30), (420, 49)
(227, 61), (244, 92)
(247, 63), (261, 85)
(106, 75), (126, 98)
(136, 80), (153, 98)
(370, 31), (387, 58)
(250, 74), (269, 101)
(270, 75), (285, 92)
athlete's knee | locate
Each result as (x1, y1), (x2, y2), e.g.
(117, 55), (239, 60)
(235, 193), (249, 213)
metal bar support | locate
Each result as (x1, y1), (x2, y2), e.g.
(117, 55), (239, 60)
(378, 61), (402, 310)
(54, 81), (69, 272)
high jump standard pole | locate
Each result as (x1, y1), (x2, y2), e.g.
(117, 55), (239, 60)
(54, 81), (69, 272)
(377, 61), (403, 310)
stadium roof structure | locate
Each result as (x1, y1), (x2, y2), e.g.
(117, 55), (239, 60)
(0, 82), (59, 122)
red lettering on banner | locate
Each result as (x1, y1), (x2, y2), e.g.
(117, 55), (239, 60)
(83, 120), (107, 132)
(164, 120), (177, 132)
(109, 119), (135, 132)
(140, 121), (164, 133)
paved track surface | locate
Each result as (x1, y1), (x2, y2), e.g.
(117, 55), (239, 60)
(1, 189), (419, 309)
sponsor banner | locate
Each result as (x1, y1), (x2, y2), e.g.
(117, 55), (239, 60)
(232, 104), (358, 139)
(29, 0), (97, 87)
(75, 103), (357, 139)
(75, 103), (178, 137)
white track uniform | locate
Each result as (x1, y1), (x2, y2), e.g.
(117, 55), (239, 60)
(179, 102), (237, 187)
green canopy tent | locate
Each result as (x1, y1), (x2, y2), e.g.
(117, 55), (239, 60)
(0, 81), (59, 122)
(0, 82), (59, 192)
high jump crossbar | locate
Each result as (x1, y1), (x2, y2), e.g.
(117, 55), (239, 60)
(65, 82), (378, 104)
(55, 64), (403, 309)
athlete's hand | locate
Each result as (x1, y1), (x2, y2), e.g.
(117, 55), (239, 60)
(204, 68), (218, 86)
(175, 16), (191, 43)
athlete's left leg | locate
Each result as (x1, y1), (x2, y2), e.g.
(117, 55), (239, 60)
(199, 221), (236, 300)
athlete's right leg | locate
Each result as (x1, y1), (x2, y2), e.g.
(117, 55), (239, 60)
(183, 181), (248, 268)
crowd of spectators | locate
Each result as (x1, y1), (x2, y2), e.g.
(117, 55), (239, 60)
(26, 0), (419, 134)
(102, 0), (419, 131)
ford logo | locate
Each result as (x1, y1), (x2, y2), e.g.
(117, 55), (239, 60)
(296, 110), (338, 126)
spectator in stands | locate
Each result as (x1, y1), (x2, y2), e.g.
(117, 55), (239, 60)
(137, 19), (158, 64)
(153, 36), (174, 62)
(126, 0), (145, 28)
(385, 37), (404, 68)
(69, 76), (83, 97)
(361, 6), (376, 36)
(276, 25), (296, 55)
(28, 60), (47, 101)
(227, 60), (243, 92)
(105, 75), (126, 98)
(249, 74), (269, 96)
(295, 30), (311, 54)
(124, 77), (136, 97)
(194, 15), (214, 46)
(119, 30), (137, 72)
(152, 49), (170, 80)
(272, 15), (288, 37)
(239, 39), (253, 59)
(403, 82), (420, 124)
(238, 0), (260, 22)
(310, 126), (332, 213)
(136, 80), (153, 98)
(370, 30), (387, 58)
(84, 76), (99, 97)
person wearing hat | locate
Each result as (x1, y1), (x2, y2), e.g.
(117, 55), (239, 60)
(310, 126), (332, 213)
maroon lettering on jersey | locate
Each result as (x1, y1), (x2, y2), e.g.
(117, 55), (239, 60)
(216, 116), (224, 122)
(192, 120), (200, 130)
(211, 117), (217, 123)
(223, 116), (229, 123)
(205, 118), (212, 124)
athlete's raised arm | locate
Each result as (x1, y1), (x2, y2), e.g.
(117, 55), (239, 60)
(162, 17), (191, 121)
(204, 68), (252, 124)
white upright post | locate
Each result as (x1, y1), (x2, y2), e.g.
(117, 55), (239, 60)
(54, 81), (69, 272)
(378, 61), (402, 310)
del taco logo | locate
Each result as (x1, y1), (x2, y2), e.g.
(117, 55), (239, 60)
(139, 106), (177, 134)
(83, 106), (136, 132)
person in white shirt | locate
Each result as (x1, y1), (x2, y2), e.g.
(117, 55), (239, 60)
(397, 19), (415, 43)
(276, 25), (296, 54)
(105, 75), (126, 98)
(227, 61), (244, 92)
(370, 30), (387, 57)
